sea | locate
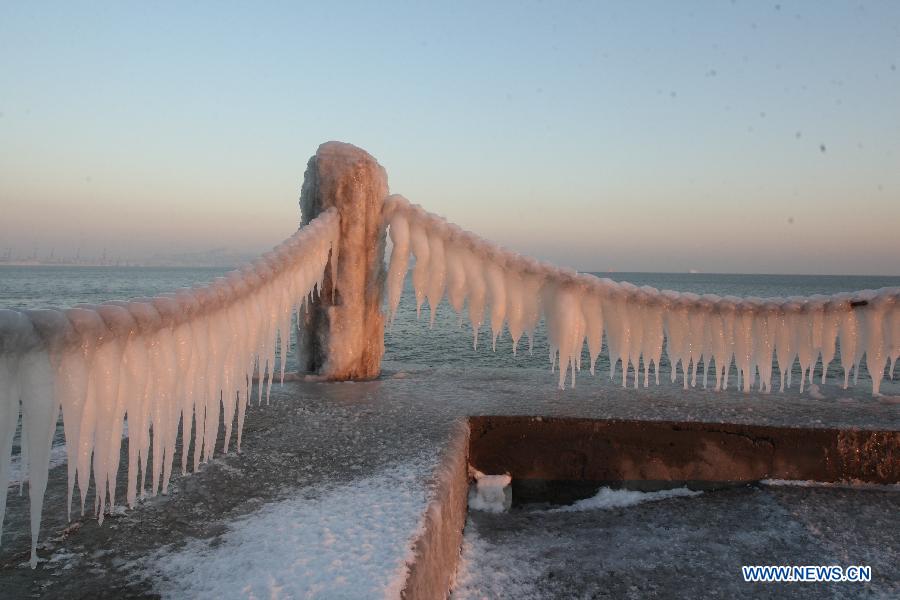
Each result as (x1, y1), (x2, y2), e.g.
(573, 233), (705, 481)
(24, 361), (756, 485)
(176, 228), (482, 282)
(2, 265), (899, 374)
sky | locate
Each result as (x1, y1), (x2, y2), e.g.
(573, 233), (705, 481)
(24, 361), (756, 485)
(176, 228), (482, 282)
(1, 1), (898, 274)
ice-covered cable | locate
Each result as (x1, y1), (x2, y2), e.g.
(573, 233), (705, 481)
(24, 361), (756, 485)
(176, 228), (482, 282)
(0, 209), (339, 567)
(383, 197), (900, 395)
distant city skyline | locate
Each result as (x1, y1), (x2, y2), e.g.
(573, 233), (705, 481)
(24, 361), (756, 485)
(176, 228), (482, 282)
(1, 2), (898, 274)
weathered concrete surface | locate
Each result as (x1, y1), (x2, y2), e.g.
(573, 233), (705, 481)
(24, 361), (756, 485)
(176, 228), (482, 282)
(297, 141), (388, 380)
(469, 417), (900, 485)
(0, 362), (898, 599)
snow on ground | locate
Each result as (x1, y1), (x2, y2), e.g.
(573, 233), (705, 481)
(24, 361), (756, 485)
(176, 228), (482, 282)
(454, 486), (704, 598)
(452, 520), (540, 600)
(547, 486), (702, 512)
(144, 459), (433, 599)
(453, 485), (900, 598)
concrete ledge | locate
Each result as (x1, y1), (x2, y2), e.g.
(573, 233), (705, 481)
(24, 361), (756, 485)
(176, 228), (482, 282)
(401, 422), (470, 600)
(468, 416), (900, 485)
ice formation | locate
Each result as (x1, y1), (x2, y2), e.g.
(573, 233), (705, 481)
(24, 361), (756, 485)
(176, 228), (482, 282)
(296, 142), (387, 380)
(0, 209), (339, 567)
(384, 197), (900, 395)
(549, 486), (701, 512)
(467, 469), (512, 513)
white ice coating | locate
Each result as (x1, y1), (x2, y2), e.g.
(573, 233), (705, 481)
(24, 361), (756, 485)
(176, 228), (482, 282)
(384, 197), (900, 395)
(468, 469), (512, 513)
(0, 209), (340, 567)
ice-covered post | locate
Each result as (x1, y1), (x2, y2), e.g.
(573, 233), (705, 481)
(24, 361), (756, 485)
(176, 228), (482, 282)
(296, 142), (388, 380)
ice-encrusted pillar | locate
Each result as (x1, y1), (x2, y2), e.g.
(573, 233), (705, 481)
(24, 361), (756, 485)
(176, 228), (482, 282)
(296, 141), (388, 380)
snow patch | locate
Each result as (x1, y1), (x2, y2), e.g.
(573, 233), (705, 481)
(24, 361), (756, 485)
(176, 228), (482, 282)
(451, 521), (539, 599)
(145, 460), (432, 599)
(549, 486), (701, 512)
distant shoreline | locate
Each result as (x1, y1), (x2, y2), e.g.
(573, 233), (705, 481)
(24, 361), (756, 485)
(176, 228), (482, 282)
(0, 262), (233, 269)
(1, 263), (899, 279)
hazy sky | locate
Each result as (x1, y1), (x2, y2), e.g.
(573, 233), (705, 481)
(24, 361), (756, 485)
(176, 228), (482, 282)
(1, 1), (898, 274)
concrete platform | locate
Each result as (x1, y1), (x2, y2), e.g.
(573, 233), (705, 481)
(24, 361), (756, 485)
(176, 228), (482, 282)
(1, 364), (898, 598)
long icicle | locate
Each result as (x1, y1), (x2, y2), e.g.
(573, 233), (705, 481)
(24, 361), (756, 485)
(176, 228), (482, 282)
(0, 208), (340, 567)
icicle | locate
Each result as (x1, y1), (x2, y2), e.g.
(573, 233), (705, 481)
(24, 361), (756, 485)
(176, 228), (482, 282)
(597, 286), (617, 382)
(719, 297), (740, 391)
(733, 301), (754, 392)
(425, 227), (447, 328)
(89, 304), (131, 521)
(409, 219), (431, 319)
(581, 286), (603, 375)
(627, 287), (647, 389)
(819, 298), (840, 384)
(664, 292), (688, 388)
(505, 270), (526, 355)
(461, 247), (487, 349)
(444, 241), (468, 320)
(386, 210), (410, 324)
(521, 271), (543, 355)
(0, 322), (21, 550)
(749, 300), (773, 393)
(836, 296), (859, 389)
(641, 287), (665, 386)
(484, 259), (507, 351)
(888, 290), (900, 380)
(328, 221), (341, 302)
(62, 307), (108, 515)
(0, 311), (56, 567)
(169, 290), (201, 474)
(861, 291), (888, 395)
(545, 283), (587, 389)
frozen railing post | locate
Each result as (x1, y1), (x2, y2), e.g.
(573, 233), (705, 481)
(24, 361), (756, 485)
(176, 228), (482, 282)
(296, 142), (388, 379)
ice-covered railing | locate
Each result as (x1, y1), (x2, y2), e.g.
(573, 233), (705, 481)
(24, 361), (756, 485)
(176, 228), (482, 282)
(0, 209), (339, 567)
(384, 196), (900, 395)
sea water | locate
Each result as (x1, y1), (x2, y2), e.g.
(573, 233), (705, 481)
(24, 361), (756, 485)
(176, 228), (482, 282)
(3, 265), (899, 374)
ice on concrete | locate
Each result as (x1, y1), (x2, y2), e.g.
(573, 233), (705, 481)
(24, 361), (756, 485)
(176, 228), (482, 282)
(146, 460), (431, 599)
(467, 469), (511, 513)
(549, 486), (701, 512)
